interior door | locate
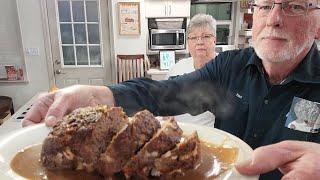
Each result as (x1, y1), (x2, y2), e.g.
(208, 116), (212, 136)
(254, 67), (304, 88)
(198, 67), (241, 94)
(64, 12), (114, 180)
(47, 0), (112, 88)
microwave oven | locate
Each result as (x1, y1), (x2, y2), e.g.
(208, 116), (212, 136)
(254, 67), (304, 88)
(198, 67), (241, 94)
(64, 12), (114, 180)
(149, 29), (186, 50)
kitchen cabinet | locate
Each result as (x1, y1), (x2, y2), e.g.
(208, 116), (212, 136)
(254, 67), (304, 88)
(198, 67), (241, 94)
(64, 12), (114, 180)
(145, 0), (190, 18)
(146, 68), (168, 81)
(238, 11), (253, 48)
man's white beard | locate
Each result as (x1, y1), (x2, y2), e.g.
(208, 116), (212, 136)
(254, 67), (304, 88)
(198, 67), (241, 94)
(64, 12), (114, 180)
(253, 29), (314, 63)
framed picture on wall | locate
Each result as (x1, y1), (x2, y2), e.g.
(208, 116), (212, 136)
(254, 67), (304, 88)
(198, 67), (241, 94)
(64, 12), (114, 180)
(118, 2), (140, 35)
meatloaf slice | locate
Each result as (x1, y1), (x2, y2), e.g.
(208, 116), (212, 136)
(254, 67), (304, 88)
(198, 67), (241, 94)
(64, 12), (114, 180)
(96, 110), (161, 177)
(41, 105), (128, 172)
(123, 117), (183, 179)
(152, 131), (201, 179)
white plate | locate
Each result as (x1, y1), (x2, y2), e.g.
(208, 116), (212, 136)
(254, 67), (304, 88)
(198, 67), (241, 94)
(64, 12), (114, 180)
(0, 123), (258, 180)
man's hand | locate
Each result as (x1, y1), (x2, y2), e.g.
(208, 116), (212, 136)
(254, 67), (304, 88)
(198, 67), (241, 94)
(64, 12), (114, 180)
(22, 85), (115, 127)
(236, 140), (320, 180)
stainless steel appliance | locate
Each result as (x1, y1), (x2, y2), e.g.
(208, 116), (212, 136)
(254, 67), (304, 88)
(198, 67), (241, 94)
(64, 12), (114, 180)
(150, 29), (185, 50)
(148, 18), (187, 51)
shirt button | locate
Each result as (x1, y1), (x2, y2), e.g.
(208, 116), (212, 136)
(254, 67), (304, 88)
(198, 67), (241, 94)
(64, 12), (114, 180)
(264, 99), (269, 104)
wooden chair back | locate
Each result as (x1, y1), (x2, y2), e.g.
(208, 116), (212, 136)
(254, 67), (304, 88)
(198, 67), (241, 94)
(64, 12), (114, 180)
(116, 54), (150, 83)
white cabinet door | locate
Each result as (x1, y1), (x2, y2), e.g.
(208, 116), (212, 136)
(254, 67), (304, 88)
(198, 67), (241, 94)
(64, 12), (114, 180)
(145, 0), (190, 18)
(145, 0), (167, 18)
(167, 0), (190, 17)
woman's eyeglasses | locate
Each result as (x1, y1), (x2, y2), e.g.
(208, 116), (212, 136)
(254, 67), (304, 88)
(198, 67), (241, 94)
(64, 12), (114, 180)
(188, 34), (214, 42)
(250, 0), (320, 16)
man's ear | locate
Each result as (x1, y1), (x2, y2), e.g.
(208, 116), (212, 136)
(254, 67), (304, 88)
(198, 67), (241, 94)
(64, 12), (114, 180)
(316, 17), (320, 39)
(317, 28), (320, 39)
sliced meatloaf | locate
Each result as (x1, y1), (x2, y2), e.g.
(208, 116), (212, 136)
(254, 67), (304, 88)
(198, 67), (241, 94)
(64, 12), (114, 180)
(123, 117), (183, 179)
(41, 106), (201, 179)
(152, 131), (201, 179)
(96, 110), (161, 177)
(41, 105), (128, 172)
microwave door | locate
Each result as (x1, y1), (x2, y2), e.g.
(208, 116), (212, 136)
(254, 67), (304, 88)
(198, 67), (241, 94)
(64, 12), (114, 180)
(151, 32), (176, 50)
(150, 29), (185, 50)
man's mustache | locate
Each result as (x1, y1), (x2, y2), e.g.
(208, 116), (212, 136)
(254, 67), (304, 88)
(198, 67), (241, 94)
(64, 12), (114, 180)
(258, 29), (289, 39)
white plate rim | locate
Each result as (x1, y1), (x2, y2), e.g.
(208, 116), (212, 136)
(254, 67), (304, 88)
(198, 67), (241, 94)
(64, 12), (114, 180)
(0, 123), (258, 180)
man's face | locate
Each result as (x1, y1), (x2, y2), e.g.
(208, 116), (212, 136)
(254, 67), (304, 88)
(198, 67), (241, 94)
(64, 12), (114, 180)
(252, 0), (320, 63)
(187, 26), (216, 69)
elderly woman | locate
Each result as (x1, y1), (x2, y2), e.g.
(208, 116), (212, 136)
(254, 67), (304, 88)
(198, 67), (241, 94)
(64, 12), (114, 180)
(167, 14), (217, 78)
(166, 14), (217, 127)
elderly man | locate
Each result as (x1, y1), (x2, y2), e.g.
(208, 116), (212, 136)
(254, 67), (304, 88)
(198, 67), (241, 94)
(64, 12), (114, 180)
(23, 0), (320, 179)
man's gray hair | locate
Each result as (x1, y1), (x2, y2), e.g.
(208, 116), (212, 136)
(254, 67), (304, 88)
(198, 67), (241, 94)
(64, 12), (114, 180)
(187, 14), (217, 37)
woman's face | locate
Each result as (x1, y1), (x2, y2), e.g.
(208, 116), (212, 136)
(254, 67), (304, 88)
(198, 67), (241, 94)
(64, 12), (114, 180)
(187, 26), (216, 69)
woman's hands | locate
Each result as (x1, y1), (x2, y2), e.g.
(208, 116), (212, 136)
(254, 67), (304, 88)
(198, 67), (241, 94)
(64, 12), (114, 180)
(22, 85), (114, 127)
(236, 140), (320, 180)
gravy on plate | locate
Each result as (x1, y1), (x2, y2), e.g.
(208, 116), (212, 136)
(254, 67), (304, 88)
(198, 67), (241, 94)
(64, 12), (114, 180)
(11, 142), (238, 180)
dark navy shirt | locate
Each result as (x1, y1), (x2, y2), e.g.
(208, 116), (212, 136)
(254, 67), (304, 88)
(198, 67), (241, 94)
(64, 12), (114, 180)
(108, 43), (320, 179)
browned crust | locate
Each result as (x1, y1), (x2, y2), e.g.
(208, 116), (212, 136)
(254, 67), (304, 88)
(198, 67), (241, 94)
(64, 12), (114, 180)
(96, 110), (161, 177)
(41, 105), (128, 171)
(153, 131), (201, 179)
(123, 118), (183, 178)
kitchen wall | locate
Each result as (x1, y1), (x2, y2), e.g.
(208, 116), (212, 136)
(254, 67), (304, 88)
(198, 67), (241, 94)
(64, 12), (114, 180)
(0, 0), (50, 110)
(111, 0), (147, 55)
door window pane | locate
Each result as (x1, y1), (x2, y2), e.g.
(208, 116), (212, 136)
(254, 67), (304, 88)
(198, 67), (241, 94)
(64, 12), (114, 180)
(60, 24), (73, 44)
(58, 0), (101, 67)
(86, 1), (99, 22)
(74, 24), (87, 44)
(58, 1), (71, 22)
(89, 46), (101, 65)
(216, 25), (230, 45)
(72, 1), (85, 22)
(191, 3), (232, 20)
(62, 46), (75, 65)
(76, 46), (89, 65)
(88, 24), (100, 44)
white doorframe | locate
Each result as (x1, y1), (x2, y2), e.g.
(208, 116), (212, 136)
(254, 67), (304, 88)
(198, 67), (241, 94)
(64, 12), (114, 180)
(105, 0), (116, 83)
(39, 0), (55, 88)
(39, 0), (116, 88)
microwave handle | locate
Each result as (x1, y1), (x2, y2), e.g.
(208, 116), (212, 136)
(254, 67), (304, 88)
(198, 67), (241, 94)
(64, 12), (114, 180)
(176, 32), (179, 45)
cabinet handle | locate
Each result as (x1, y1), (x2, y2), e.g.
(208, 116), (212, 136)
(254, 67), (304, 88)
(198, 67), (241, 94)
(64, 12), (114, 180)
(165, 5), (167, 16)
(169, 5), (171, 15)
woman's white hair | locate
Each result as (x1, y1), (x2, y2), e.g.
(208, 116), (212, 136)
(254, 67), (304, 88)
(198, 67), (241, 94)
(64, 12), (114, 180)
(187, 14), (217, 37)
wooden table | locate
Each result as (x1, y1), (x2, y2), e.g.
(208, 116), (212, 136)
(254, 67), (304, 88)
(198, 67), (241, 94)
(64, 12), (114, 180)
(0, 96), (14, 124)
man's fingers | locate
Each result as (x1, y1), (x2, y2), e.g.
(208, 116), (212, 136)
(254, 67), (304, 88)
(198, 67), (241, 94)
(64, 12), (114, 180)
(280, 168), (319, 180)
(236, 141), (304, 175)
(279, 161), (296, 175)
(22, 93), (55, 127)
(22, 119), (38, 127)
(44, 95), (70, 126)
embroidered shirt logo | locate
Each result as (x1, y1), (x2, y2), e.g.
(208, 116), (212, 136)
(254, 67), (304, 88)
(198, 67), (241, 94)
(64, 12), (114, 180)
(285, 97), (320, 133)
(236, 93), (243, 99)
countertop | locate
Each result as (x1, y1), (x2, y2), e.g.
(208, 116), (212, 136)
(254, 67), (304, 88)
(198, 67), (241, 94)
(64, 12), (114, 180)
(0, 93), (40, 138)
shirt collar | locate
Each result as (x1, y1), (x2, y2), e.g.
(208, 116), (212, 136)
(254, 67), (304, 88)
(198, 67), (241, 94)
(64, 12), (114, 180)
(245, 48), (264, 74)
(245, 42), (320, 84)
